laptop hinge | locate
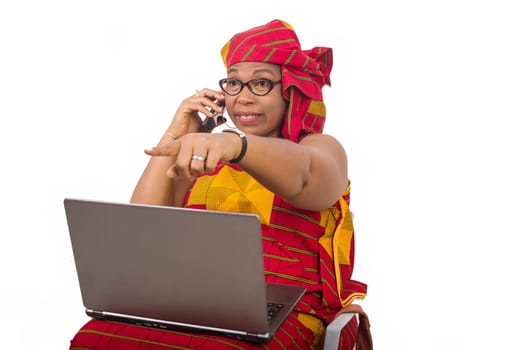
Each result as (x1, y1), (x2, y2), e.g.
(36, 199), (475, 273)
(86, 308), (104, 318)
(245, 332), (271, 341)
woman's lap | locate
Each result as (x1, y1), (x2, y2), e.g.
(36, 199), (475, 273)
(68, 311), (347, 350)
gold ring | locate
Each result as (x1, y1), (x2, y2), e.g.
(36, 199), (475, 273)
(191, 155), (206, 161)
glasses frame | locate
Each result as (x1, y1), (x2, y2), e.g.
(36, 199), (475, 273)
(218, 78), (282, 96)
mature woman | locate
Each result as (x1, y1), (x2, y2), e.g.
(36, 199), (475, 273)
(69, 19), (368, 350)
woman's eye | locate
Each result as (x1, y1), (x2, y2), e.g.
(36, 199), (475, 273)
(255, 79), (269, 88)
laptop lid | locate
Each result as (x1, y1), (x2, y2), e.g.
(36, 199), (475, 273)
(64, 198), (305, 342)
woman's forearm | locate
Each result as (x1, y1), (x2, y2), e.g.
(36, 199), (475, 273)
(235, 133), (348, 210)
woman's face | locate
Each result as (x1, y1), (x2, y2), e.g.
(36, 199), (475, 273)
(223, 62), (286, 138)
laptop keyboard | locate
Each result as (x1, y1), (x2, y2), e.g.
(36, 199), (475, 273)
(267, 303), (284, 323)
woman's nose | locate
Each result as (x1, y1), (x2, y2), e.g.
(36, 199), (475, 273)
(235, 86), (254, 104)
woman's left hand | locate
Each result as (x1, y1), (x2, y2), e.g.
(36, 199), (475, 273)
(144, 131), (242, 180)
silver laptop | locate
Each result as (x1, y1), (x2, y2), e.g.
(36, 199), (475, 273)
(64, 198), (306, 342)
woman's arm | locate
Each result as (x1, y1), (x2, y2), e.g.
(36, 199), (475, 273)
(130, 132), (193, 207)
(231, 132), (348, 211)
(145, 130), (348, 211)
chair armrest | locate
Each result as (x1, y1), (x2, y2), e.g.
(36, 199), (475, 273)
(323, 311), (357, 350)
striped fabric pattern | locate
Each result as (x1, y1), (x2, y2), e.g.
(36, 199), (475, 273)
(220, 19), (333, 142)
(70, 314), (358, 350)
(185, 163), (367, 346)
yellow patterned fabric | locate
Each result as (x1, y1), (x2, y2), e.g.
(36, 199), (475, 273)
(185, 164), (274, 225)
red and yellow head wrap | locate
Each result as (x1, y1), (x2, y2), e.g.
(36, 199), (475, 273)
(221, 19), (333, 142)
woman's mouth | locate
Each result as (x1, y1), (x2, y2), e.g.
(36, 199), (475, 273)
(236, 114), (259, 123)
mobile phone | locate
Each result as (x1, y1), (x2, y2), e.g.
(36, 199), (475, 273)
(199, 108), (226, 133)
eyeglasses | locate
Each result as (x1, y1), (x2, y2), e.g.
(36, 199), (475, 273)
(218, 78), (282, 96)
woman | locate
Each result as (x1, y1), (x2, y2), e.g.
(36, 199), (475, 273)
(69, 19), (368, 350)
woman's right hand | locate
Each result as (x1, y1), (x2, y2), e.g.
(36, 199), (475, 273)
(132, 88), (226, 207)
(166, 89), (225, 139)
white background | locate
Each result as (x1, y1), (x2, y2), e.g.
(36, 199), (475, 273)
(1, 1), (523, 349)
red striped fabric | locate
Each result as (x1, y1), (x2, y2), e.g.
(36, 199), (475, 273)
(69, 314), (358, 349)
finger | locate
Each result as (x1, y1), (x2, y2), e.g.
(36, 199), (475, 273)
(144, 143), (181, 156)
(166, 164), (195, 181)
(195, 88), (224, 101)
(186, 99), (219, 119)
(191, 90), (225, 116)
(173, 140), (195, 180)
(189, 149), (208, 175)
(166, 164), (177, 178)
(203, 149), (220, 174)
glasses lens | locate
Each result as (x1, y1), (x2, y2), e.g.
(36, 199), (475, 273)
(248, 79), (273, 96)
(220, 78), (241, 95)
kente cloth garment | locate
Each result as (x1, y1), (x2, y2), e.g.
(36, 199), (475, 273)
(221, 19), (333, 143)
(69, 164), (367, 350)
